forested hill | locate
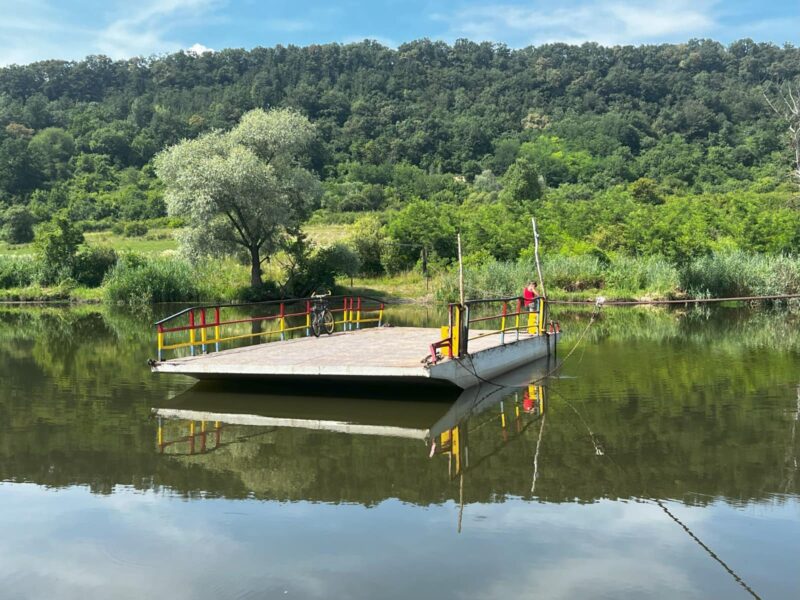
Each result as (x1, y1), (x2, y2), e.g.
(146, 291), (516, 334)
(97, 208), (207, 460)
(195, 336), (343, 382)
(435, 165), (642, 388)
(1, 38), (799, 227)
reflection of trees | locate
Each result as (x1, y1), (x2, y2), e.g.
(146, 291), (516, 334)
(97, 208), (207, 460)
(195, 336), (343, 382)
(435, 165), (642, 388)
(0, 305), (798, 505)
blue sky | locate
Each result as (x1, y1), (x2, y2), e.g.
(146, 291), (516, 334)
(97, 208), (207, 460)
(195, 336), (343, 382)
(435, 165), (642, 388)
(1, 0), (798, 66)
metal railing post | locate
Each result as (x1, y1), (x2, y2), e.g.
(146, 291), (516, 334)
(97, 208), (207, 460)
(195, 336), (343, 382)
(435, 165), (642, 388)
(306, 300), (311, 336)
(356, 297), (362, 330)
(157, 324), (164, 361)
(515, 298), (521, 341)
(189, 311), (195, 356)
(200, 308), (207, 354)
(500, 301), (507, 345)
(214, 306), (220, 352)
(462, 304), (470, 356)
(279, 302), (286, 341)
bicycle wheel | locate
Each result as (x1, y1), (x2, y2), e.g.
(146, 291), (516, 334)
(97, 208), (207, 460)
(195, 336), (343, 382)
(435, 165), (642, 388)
(322, 309), (335, 335)
(311, 312), (322, 337)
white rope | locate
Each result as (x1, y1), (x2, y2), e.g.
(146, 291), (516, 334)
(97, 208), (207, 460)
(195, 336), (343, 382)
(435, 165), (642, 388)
(530, 412), (546, 495)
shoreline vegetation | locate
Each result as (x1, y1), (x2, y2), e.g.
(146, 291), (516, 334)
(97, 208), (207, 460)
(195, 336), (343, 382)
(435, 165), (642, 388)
(2, 232), (799, 306)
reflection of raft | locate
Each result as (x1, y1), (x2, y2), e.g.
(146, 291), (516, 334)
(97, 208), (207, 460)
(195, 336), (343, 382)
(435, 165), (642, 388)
(152, 358), (555, 454)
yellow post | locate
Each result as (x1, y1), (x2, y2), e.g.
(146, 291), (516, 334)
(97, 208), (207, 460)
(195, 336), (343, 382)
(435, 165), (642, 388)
(157, 330), (164, 360)
(538, 298), (546, 335)
(527, 311), (536, 334)
(452, 427), (461, 474)
(189, 421), (195, 437)
(157, 423), (162, 446)
(201, 421), (206, 433)
(452, 307), (461, 356)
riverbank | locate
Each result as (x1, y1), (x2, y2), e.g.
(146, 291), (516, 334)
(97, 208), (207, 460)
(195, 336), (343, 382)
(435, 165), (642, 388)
(3, 236), (800, 305)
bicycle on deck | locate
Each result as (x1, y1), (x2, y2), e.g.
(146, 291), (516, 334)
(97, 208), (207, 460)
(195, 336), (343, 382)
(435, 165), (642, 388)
(310, 291), (335, 337)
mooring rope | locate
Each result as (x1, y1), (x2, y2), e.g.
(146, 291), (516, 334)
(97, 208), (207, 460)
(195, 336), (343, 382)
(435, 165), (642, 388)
(530, 412), (546, 495)
(548, 293), (800, 306)
(653, 499), (762, 600)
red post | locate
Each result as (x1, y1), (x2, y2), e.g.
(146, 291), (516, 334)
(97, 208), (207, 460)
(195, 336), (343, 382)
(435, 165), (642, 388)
(356, 296), (362, 329)
(279, 302), (286, 340)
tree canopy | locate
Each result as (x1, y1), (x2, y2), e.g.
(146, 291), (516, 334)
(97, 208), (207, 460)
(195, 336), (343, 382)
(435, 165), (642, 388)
(154, 108), (321, 287)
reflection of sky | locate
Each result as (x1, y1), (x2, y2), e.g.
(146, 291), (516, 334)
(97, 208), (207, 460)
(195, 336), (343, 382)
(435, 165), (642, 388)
(2, 483), (797, 599)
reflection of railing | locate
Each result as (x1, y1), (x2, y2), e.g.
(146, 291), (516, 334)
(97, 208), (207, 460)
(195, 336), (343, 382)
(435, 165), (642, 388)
(154, 295), (385, 360)
(434, 384), (547, 477)
(429, 296), (556, 363)
(156, 418), (277, 455)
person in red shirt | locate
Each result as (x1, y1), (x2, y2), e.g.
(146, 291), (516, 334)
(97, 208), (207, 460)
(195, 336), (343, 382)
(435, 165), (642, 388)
(523, 281), (539, 311)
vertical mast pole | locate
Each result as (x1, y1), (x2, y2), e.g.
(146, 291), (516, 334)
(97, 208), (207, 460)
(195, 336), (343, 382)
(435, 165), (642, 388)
(531, 217), (546, 298)
(457, 233), (465, 306)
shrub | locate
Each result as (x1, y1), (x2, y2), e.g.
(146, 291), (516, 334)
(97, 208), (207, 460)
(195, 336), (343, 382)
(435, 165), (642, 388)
(1, 205), (35, 244)
(123, 222), (149, 237)
(74, 246), (118, 287)
(34, 214), (84, 284)
(317, 243), (360, 279)
(103, 254), (205, 305)
(347, 214), (385, 275)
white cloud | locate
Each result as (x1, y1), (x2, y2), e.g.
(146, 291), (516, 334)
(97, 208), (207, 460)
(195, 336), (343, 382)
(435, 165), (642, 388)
(96, 0), (222, 59)
(433, 0), (720, 47)
(186, 42), (214, 55)
(0, 0), (225, 65)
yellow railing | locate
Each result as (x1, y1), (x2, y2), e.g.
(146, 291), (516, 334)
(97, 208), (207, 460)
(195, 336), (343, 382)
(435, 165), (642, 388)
(155, 295), (385, 360)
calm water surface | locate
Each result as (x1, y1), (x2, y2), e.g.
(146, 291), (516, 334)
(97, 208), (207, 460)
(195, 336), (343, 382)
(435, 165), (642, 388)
(0, 305), (798, 599)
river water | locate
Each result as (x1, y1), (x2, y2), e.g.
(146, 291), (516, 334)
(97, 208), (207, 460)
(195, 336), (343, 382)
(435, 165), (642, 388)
(0, 304), (798, 599)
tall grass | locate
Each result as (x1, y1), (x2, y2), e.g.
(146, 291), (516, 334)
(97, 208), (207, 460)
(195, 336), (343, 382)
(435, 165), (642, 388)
(680, 251), (800, 297)
(435, 252), (800, 302)
(103, 254), (206, 306)
(435, 255), (680, 301)
(0, 254), (39, 288)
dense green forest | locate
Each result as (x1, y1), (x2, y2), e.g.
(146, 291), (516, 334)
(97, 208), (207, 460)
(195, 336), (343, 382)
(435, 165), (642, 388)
(1, 39), (800, 299)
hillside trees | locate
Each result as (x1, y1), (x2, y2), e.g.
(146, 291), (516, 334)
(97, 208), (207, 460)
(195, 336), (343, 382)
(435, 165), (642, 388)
(154, 108), (322, 288)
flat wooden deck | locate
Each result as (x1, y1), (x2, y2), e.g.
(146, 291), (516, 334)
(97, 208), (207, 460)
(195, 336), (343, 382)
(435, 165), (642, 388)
(151, 326), (555, 388)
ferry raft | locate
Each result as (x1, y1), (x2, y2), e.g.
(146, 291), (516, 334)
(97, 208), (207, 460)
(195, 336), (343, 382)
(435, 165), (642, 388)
(149, 295), (560, 389)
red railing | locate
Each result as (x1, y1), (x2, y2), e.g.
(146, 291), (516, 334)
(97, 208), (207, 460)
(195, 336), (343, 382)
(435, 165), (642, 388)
(154, 295), (385, 361)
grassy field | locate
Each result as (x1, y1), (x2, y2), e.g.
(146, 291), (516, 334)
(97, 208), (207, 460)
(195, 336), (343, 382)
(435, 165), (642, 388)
(84, 230), (179, 253)
(1, 225), (348, 258)
(303, 223), (350, 246)
(0, 229), (180, 257)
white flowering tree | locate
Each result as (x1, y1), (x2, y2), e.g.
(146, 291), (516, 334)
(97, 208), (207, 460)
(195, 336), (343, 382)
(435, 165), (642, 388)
(155, 109), (322, 288)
